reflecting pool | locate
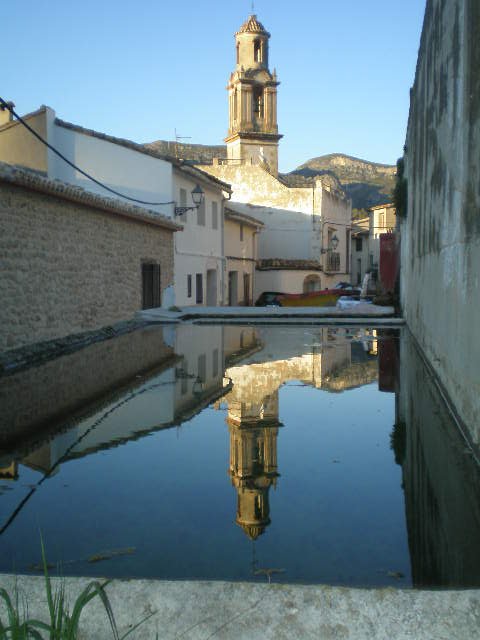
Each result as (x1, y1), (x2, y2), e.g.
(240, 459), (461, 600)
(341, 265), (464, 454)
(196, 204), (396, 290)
(0, 324), (479, 587)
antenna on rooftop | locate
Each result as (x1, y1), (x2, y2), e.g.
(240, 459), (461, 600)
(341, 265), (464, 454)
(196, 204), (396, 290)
(251, 0), (255, 13)
(174, 128), (192, 159)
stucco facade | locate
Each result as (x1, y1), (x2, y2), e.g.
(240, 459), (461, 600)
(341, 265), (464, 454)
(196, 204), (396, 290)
(351, 217), (370, 286)
(369, 203), (396, 270)
(173, 168), (228, 306)
(207, 173), (352, 293)
(0, 163), (177, 352)
(224, 208), (263, 305)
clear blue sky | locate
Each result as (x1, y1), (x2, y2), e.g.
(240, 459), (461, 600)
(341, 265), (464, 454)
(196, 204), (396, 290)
(2, 0), (425, 173)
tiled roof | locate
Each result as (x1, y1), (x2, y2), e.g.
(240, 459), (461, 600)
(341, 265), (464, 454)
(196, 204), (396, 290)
(0, 162), (180, 232)
(56, 118), (231, 193)
(225, 207), (264, 228)
(256, 259), (323, 272)
(236, 14), (270, 36)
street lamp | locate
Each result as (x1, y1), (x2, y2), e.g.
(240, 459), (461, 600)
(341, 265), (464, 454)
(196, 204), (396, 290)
(330, 234), (339, 251)
(174, 184), (205, 216)
(321, 233), (340, 253)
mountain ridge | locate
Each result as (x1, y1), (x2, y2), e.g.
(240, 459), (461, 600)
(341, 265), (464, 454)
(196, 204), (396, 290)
(144, 141), (396, 210)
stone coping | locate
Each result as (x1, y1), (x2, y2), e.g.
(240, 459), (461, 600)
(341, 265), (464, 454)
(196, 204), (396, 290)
(0, 575), (478, 639)
(0, 161), (181, 231)
(138, 304), (402, 324)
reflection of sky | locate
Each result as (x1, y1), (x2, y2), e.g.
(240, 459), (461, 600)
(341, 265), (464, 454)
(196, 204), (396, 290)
(0, 325), (410, 586)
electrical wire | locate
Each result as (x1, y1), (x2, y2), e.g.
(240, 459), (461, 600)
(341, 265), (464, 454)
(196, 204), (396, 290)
(0, 97), (176, 207)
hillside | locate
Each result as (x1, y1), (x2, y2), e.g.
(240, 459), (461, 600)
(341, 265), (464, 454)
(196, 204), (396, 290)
(143, 142), (395, 210)
(290, 154), (396, 210)
(144, 140), (226, 164)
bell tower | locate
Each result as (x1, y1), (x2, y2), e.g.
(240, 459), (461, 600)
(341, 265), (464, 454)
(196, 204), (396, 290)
(225, 15), (282, 175)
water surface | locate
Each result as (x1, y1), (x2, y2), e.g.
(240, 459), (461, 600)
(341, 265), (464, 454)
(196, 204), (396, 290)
(1, 324), (479, 588)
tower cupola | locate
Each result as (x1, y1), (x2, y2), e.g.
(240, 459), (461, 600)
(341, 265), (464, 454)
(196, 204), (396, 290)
(235, 15), (270, 71)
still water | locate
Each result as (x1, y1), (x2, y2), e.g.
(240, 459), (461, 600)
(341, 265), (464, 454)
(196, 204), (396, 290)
(0, 324), (479, 588)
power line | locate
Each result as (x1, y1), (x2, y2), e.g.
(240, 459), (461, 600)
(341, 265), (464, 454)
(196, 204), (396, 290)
(0, 97), (176, 207)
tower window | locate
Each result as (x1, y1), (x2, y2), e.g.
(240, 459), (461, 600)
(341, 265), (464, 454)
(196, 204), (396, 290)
(236, 43), (240, 64)
(254, 39), (261, 62)
(253, 88), (263, 118)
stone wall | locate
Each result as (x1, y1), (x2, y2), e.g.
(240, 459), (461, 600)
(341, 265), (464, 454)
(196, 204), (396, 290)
(0, 170), (176, 352)
(401, 0), (480, 443)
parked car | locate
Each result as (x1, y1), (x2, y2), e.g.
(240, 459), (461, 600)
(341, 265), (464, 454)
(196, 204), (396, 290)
(334, 282), (361, 295)
(254, 292), (284, 306)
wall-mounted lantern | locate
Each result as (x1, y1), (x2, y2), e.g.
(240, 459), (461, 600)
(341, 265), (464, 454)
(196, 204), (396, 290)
(321, 233), (340, 254)
(174, 184), (205, 216)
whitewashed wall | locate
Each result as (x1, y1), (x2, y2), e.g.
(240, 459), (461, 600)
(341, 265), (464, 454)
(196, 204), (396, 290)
(173, 170), (225, 307)
(47, 110), (173, 217)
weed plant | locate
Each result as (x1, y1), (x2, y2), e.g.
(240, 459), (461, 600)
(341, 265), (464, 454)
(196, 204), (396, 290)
(0, 538), (153, 639)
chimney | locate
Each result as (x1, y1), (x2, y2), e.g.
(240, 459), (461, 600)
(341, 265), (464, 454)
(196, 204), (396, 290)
(0, 101), (15, 126)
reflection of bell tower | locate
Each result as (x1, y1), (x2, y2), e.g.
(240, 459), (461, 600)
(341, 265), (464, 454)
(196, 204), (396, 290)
(225, 15), (282, 175)
(228, 391), (280, 540)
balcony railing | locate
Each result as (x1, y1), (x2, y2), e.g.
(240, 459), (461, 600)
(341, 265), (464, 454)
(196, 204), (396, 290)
(326, 252), (340, 272)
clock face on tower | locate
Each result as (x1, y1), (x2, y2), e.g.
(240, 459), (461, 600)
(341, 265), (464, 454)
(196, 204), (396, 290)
(225, 15), (282, 175)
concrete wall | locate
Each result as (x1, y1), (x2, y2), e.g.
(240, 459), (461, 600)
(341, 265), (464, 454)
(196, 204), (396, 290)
(401, 0), (480, 443)
(0, 178), (175, 352)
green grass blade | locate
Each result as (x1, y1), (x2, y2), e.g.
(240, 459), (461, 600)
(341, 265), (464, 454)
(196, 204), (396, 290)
(24, 622), (46, 640)
(0, 587), (20, 632)
(39, 534), (55, 629)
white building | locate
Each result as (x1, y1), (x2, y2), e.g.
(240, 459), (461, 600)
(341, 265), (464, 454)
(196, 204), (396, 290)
(0, 105), (231, 307)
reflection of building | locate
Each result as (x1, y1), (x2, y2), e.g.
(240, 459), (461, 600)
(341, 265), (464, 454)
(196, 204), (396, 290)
(0, 461), (17, 479)
(227, 396), (279, 540)
(221, 326), (378, 540)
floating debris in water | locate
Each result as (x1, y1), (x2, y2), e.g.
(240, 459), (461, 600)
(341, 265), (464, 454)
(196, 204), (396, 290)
(253, 567), (286, 583)
(87, 547), (136, 563)
(387, 571), (405, 579)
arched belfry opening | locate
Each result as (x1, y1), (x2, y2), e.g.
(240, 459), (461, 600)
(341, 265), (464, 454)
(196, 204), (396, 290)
(225, 14), (282, 175)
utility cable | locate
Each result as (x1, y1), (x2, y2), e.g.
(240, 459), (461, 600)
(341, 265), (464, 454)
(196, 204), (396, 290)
(0, 97), (176, 207)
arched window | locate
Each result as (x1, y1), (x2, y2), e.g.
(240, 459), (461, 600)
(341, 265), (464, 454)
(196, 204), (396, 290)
(236, 43), (240, 64)
(254, 39), (261, 62)
(253, 87), (263, 118)
(303, 274), (322, 293)
(233, 89), (238, 120)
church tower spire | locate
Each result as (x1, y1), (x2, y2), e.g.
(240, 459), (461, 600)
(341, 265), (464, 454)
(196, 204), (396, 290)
(225, 15), (282, 175)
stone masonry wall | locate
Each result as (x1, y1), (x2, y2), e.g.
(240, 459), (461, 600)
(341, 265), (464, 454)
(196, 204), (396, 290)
(0, 181), (175, 351)
(401, 0), (480, 443)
